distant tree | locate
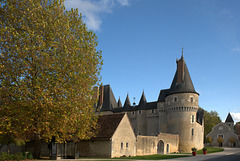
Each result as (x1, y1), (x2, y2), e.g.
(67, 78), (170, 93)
(203, 109), (221, 138)
(217, 136), (223, 147)
(229, 137), (236, 147)
(0, 0), (102, 158)
(206, 136), (212, 143)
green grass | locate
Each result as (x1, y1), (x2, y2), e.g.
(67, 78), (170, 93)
(196, 146), (224, 154)
(113, 154), (190, 160)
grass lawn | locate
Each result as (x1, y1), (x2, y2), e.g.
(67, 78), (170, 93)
(113, 154), (190, 160)
(196, 146), (224, 154)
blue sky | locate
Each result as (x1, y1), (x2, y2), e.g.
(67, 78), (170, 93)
(65, 0), (240, 122)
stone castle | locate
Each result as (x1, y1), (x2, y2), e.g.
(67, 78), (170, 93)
(95, 54), (204, 153)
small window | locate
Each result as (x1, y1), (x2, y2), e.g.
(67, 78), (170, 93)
(121, 142), (123, 149)
(192, 128), (194, 136)
(132, 111), (135, 115)
(190, 97), (194, 102)
(139, 110), (142, 114)
(152, 109), (155, 113)
(126, 143), (128, 148)
(174, 97), (178, 102)
(191, 115), (195, 123)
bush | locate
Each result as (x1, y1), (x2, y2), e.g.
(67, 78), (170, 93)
(0, 151), (33, 161)
(191, 147), (197, 152)
(202, 147), (207, 151)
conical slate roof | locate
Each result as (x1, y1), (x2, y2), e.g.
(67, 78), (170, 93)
(117, 97), (122, 108)
(225, 113), (234, 123)
(167, 55), (198, 95)
(124, 94), (131, 108)
(139, 91), (147, 107)
(101, 85), (118, 112)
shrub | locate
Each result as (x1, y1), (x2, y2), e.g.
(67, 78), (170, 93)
(191, 147), (197, 152)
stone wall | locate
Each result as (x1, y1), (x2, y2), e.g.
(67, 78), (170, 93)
(77, 140), (111, 158)
(136, 136), (158, 156)
(111, 114), (136, 157)
(207, 123), (239, 147)
(164, 93), (204, 153)
(158, 133), (179, 154)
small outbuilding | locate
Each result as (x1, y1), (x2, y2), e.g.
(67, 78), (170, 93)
(206, 113), (239, 147)
(77, 113), (136, 158)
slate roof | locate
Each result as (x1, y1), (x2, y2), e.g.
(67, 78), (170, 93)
(225, 113), (234, 122)
(100, 85), (118, 112)
(92, 113), (125, 140)
(123, 94), (131, 109)
(117, 97), (122, 108)
(139, 91), (147, 107)
(167, 56), (198, 96)
(196, 109), (204, 125)
(157, 89), (169, 102)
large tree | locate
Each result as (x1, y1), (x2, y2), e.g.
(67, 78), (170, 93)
(204, 110), (221, 138)
(0, 0), (102, 158)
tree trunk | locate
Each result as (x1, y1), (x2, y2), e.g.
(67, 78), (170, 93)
(33, 133), (41, 159)
(7, 144), (10, 155)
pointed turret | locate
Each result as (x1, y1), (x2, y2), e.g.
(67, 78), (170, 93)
(100, 84), (118, 112)
(118, 97), (122, 108)
(225, 113), (234, 123)
(124, 94), (131, 108)
(168, 55), (198, 95)
(139, 91), (147, 107)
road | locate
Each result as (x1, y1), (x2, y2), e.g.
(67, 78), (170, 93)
(35, 147), (240, 161)
(161, 147), (240, 161)
(204, 152), (240, 161)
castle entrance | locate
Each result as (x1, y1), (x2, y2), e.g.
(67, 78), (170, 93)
(157, 140), (164, 154)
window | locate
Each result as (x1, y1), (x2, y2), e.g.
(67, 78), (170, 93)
(152, 109), (155, 113)
(191, 115), (195, 123)
(190, 97), (194, 103)
(192, 128), (194, 136)
(121, 142), (123, 149)
(132, 111), (135, 115)
(218, 135), (224, 138)
(174, 97), (178, 102)
(139, 110), (142, 114)
(126, 143), (128, 148)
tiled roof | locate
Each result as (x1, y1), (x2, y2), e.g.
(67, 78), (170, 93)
(92, 113), (125, 140)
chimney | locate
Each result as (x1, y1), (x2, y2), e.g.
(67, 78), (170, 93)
(99, 85), (104, 106)
(176, 58), (184, 83)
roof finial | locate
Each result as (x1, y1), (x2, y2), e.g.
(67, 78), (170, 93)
(181, 46), (184, 58)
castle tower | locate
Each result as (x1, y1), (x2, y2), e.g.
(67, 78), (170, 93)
(164, 54), (204, 152)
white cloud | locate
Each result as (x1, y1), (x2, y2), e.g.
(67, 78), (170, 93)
(232, 47), (240, 52)
(230, 113), (240, 122)
(64, 0), (131, 31)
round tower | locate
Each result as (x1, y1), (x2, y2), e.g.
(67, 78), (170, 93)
(165, 54), (204, 153)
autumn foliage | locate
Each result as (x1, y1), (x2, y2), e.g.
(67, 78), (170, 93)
(0, 0), (102, 151)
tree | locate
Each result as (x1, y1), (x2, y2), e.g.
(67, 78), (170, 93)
(203, 110), (221, 138)
(217, 136), (223, 147)
(0, 0), (102, 158)
(205, 136), (212, 144)
(229, 137), (236, 147)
